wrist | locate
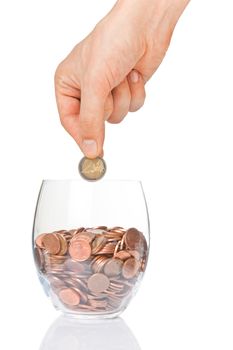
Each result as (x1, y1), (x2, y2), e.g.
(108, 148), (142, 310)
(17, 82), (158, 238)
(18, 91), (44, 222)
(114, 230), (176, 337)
(114, 0), (190, 38)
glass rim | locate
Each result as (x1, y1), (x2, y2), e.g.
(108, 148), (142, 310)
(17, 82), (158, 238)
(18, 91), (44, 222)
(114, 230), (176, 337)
(42, 179), (142, 184)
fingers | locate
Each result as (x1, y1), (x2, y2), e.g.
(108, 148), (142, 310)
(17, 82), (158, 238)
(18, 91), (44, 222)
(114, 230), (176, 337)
(127, 70), (146, 112)
(79, 85), (106, 158)
(107, 70), (145, 125)
(55, 66), (146, 159)
(108, 79), (131, 124)
(56, 79), (107, 158)
(55, 85), (82, 144)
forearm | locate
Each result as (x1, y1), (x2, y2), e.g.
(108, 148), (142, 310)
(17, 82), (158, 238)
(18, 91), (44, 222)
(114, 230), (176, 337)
(115, 0), (190, 27)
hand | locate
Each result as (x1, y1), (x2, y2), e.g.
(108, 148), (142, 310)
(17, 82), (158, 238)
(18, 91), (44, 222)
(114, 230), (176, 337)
(55, 0), (189, 158)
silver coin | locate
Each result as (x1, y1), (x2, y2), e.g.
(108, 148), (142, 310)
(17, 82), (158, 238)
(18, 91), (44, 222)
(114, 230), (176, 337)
(78, 157), (106, 181)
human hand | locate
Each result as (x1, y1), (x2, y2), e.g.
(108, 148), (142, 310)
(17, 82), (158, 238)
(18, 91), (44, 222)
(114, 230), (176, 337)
(55, 0), (189, 158)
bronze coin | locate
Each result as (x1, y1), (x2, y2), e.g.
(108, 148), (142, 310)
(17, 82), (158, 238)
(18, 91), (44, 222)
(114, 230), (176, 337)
(97, 242), (117, 255)
(91, 235), (107, 254)
(59, 288), (80, 306)
(125, 228), (143, 250)
(64, 259), (85, 273)
(104, 258), (123, 277)
(34, 247), (44, 270)
(79, 157), (106, 181)
(114, 250), (131, 261)
(87, 273), (110, 293)
(48, 276), (65, 290)
(95, 226), (108, 230)
(69, 239), (91, 262)
(42, 233), (61, 255)
(91, 256), (109, 273)
(35, 233), (46, 249)
(57, 234), (68, 255)
(122, 257), (141, 279)
(86, 228), (107, 235)
(128, 250), (141, 261)
(69, 227), (85, 235)
(71, 287), (88, 304)
(108, 226), (124, 231)
(89, 299), (108, 308)
(77, 231), (96, 243)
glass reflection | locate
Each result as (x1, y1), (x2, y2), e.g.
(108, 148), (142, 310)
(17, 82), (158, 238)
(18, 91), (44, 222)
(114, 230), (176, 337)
(39, 315), (141, 350)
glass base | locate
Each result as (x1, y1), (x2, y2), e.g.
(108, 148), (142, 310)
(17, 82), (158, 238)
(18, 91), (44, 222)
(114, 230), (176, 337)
(60, 308), (125, 320)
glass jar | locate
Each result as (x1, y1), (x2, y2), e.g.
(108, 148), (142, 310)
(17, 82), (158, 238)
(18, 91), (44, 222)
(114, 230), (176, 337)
(33, 180), (150, 318)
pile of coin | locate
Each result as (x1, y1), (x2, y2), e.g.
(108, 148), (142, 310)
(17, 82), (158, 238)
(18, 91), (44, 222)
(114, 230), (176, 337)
(34, 226), (148, 313)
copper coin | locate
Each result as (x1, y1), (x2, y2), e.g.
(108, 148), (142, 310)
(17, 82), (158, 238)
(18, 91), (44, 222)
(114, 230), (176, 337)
(91, 256), (109, 273)
(108, 226), (124, 231)
(69, 227), (85, 235)
(97, 242), (116, 255)
(104, 258), (123, 277)
(77, 231), (96, 243)
(87, 273), (110, 293)
(91, 235), (107, 254)
(125, 228), (143, 250)
(57, 234), (68, 255)
(128, 250), (141, 261)
(79, 157), (106, 181)
(122, 258), (141, 279)
(64, 259), (85, 273)
(69, 239), (91, 262)
(35, 233), (46, 249)
(89, 299), (108, 308)
(42, 233), (61, 255)
(95, 226), (108, 230)
(71, 287), (88, 304)
(48, 276), (65, 290)
(114, 250), (131, 261)
(34, 247), (44, 270)
(86, 228), (106, 235)
(113, 240), (121, 255)
(59, 288), (80, 306)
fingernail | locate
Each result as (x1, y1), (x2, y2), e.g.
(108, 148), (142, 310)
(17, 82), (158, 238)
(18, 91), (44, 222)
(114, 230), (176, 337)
(82, 139), (97, 158)
(130, 70), (139, 83)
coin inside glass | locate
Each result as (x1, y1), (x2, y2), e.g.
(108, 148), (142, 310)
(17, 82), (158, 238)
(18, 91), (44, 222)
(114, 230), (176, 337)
(78, 157), (106, 181)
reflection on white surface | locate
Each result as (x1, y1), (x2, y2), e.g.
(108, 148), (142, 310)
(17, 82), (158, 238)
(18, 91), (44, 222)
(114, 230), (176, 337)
(39, 315), (141, 350)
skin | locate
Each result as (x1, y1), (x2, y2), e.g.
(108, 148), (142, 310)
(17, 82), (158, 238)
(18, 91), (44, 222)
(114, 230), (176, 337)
(55, 0), (190, 158)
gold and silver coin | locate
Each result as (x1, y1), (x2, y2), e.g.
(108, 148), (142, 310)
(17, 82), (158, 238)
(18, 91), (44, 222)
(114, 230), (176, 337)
(78, 157), (106, 181)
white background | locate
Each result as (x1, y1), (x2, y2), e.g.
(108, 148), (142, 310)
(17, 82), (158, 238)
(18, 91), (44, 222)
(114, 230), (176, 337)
(0, 0), (233, 349)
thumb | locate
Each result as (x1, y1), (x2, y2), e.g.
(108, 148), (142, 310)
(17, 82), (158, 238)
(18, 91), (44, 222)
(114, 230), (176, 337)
(79, 85), (106, 159)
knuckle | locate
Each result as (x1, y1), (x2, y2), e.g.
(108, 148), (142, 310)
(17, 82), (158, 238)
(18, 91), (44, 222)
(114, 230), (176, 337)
(54, 62), (63, 84)
(79, 117), (100, 135)
(79, 117), (94, 130)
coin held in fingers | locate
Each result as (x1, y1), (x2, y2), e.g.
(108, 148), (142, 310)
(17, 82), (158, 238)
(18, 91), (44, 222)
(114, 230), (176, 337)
(79, 157), (106, 181)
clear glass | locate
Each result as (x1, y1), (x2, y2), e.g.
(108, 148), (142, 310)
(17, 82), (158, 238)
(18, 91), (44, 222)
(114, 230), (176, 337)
(33, 180), (150, 318)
